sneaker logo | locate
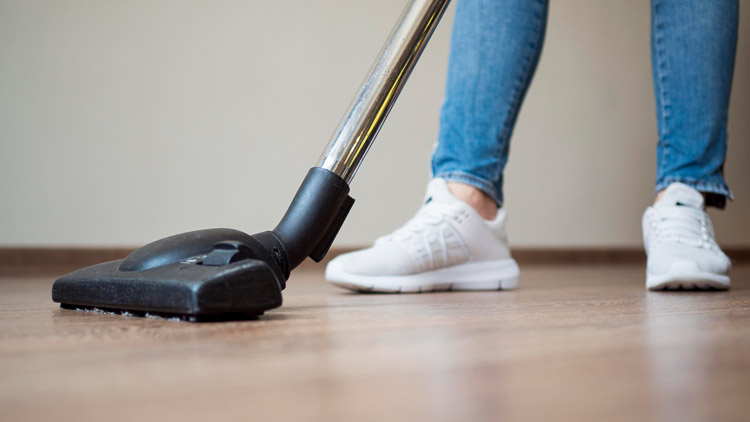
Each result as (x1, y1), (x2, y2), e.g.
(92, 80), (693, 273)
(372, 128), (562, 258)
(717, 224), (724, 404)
(675, 201), (697, 208)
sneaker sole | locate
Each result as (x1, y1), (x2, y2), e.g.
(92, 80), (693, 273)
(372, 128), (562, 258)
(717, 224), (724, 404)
(647, 260), (730, 291)
(325, 259), (520, 293)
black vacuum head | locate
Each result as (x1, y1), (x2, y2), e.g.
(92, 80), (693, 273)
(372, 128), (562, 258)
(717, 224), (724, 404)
(52, 167), (355, 322)
(52, 229), (286, 322)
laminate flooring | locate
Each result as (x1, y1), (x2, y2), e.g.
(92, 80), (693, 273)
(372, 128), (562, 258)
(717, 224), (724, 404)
(1, 263), (748, 421)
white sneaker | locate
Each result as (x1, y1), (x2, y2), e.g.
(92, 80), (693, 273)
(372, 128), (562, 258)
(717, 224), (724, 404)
(642, 183), (731, 290)
(326, 178), (519, 293)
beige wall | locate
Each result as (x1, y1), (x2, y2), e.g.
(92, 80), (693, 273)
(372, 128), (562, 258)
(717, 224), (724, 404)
(1, 0), (748, 248)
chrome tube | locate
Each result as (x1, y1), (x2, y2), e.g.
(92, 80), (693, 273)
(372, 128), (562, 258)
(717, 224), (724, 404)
(318, 0), (451, 183)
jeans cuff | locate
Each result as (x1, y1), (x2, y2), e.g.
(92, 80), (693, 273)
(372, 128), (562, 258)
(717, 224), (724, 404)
(655, 177), (733, 209)
(433, 171), (503, 207)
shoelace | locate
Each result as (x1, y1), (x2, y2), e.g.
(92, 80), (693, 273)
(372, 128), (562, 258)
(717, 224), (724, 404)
(378, 202), (467, 269)
(384, 203), (451, 240)
(650, 206), (713, 249)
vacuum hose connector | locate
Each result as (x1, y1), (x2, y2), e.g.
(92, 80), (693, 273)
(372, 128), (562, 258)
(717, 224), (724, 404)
(269, 167), (354, 272)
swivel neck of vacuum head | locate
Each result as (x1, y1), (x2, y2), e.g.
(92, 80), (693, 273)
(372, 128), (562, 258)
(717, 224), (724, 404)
(271, 167), (354, 272)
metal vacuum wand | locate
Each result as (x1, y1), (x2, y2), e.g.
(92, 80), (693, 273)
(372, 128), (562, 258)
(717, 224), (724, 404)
(50, 0), (455, 321)
(318, 0), (451, 183)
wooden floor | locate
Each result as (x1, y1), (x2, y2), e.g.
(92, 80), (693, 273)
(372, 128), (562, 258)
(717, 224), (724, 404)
(1, 263), (749, 422)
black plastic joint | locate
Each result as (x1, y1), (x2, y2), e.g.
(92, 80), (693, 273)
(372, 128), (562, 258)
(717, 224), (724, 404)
(271, 167), (354, 271)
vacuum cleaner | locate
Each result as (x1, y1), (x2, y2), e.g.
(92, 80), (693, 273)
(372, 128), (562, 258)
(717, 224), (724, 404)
(51, 0), (452, 321)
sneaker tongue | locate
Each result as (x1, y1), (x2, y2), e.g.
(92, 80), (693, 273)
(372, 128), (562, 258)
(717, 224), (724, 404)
(655, 183), (704, 209)
(423, 178), (458, 205)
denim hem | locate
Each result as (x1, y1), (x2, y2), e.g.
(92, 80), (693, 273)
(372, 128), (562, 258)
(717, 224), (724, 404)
(655, 177), (733, 209)
(433, 171), (503, 207)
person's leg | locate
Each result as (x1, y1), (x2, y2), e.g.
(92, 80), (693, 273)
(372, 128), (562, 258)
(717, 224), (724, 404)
(433, 0), (548, 210)
(644, 0), (738, 290)
(326, 0), (548, 293)
(651, 0), (737, 203)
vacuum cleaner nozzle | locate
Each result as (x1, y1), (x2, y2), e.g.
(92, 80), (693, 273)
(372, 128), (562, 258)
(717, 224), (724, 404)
(52, 168), (354, 321)
(52, 229), (286, 321)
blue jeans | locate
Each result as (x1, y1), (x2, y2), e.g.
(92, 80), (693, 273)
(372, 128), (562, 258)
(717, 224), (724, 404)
(431, 0), (738, 208)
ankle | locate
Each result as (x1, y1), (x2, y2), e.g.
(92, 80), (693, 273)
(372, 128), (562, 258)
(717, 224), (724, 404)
(446, 182), (498, 220)
(654, 189), (665, 204)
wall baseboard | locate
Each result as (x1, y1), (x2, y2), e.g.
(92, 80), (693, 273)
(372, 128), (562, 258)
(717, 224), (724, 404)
(0, 247), (136, 276)
(1, 246), (748, 276)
